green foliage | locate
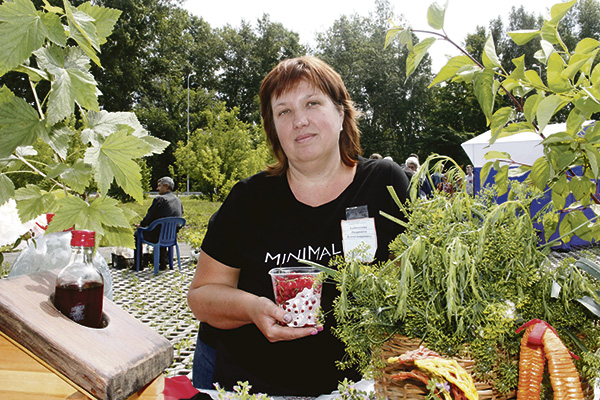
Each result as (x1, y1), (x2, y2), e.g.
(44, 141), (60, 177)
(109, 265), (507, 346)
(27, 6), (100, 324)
(174, 103), (272, 201)
(213, 379), (375, 400)
(215, 15), (306, 123)
(0, 259), (8, 278)
(89, 2), (302, 181)
(322, 156), (600, 394)
(334, 379), (377, 400)
(0, 0), (169, 248)
(176, 197), (221, 249)
(424, 81), (487, 166)
(215, 381), (272, 400)
(108, 158), (151, 202)
(387, 0), (600, 246)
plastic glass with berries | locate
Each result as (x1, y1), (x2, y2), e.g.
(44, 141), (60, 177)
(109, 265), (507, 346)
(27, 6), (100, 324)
(268, 266), (323, 327)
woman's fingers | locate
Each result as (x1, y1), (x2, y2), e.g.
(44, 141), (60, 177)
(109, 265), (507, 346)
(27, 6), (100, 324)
(250, 296), (323, 342)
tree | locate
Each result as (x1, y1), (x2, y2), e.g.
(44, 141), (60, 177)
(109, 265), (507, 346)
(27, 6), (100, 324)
(174, 103), (271, 200)
(575, 0), (600, 41)
(423, 82), (487, 166)
(86, 5), (299, 182)
(315, 0), (434, 162)
(89, 0), (223, 183)
(213, 15), (306, 123)
(88, 0), (218, 113)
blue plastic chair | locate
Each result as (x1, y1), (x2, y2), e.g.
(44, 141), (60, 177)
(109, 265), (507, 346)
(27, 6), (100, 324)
(136, 217), (186, 275)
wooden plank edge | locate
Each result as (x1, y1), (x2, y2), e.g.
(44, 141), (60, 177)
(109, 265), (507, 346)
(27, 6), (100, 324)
(0, 330), (97, 399)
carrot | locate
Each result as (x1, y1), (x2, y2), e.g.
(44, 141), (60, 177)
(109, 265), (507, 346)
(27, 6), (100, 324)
(517, 324), (545, 400)
(543, 329), (584, 400)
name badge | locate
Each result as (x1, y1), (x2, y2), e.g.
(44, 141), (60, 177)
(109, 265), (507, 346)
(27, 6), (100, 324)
(341, 217), (377, 262)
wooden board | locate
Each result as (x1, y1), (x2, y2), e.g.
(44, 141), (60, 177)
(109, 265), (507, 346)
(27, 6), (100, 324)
(0, 269), (173, 400)
(0, 332), (165, 399)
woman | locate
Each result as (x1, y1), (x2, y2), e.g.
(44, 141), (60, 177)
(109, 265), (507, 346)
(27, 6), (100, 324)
(187, 56), (410, 395)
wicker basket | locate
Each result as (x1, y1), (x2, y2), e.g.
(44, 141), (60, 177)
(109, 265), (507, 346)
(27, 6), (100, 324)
(374, 334), (516, 400)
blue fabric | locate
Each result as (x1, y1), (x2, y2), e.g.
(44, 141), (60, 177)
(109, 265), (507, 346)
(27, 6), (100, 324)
(474, 165), (598, 249)
(192, 334), (216, 389)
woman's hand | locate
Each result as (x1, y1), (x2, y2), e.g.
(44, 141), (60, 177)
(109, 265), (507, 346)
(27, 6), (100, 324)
(249, 296), (323, 342)
(188, 251), (323, 340)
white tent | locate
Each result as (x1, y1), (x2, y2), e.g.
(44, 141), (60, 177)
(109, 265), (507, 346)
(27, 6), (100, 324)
(461, 123), (569, 168)
(460, 121), (598, 249)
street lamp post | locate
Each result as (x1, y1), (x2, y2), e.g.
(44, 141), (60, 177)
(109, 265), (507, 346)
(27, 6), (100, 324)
(186, 72), (196, 194)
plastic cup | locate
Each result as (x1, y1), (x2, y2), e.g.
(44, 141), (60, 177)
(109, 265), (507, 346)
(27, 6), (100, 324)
(268, 266), (322, 327)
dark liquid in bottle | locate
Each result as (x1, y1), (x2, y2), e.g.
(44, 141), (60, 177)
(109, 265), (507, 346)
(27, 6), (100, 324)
(54, 282), (104, 328)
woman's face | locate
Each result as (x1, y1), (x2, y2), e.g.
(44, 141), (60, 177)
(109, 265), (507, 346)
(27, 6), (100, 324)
(271, 80), (344, 168)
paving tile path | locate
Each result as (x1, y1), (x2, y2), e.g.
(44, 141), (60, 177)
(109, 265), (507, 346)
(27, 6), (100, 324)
(108, 254), (198, 381)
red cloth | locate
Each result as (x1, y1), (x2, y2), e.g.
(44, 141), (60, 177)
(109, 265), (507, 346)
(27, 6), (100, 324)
(163, 376), (199, 400)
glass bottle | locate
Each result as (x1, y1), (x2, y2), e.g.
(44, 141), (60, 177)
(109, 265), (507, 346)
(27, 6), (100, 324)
(54, 230), (104, 328)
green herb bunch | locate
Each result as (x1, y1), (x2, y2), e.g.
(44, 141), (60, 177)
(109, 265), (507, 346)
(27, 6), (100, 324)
(321, 156), (600, 395)
(334, 379), (377, 400)
(215, 380), (376, 400)
(215, 382), (272, 400)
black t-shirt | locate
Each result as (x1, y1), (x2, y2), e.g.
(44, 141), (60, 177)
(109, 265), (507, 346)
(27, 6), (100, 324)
(200, 157), (409, 395)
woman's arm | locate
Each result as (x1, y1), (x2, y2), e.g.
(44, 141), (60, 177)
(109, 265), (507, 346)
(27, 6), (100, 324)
(187, 250), (321, 342)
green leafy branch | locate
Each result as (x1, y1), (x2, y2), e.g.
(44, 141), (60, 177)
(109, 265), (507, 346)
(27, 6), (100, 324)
(0, 0), (169, 248)
(386, 0), (600, 245)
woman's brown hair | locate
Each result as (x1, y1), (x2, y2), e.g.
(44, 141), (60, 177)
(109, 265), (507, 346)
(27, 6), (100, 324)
(259, 56), (362, 176)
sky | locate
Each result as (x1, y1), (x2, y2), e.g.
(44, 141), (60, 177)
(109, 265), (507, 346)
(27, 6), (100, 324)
(182, 0), (560, 72)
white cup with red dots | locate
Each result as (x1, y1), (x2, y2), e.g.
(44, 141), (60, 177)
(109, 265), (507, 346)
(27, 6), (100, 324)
(268, 266), (323, 327)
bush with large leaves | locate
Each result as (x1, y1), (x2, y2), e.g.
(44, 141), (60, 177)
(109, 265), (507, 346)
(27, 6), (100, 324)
(0, 0), (168, 248)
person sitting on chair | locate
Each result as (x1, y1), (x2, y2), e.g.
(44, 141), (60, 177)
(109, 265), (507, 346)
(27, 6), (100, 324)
(135, 177), (184, 269)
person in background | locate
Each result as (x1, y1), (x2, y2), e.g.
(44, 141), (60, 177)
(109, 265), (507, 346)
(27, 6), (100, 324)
(465, 164), (474, 196)
(440, 173), (457, 195)
(187, 56), (410, 396)
(369, 153), (383, 159)
(404, 156), (419, 175)
(404, 156), (432, 198)
(432, 171), (443, 191)
(134, 177), (183, 269)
